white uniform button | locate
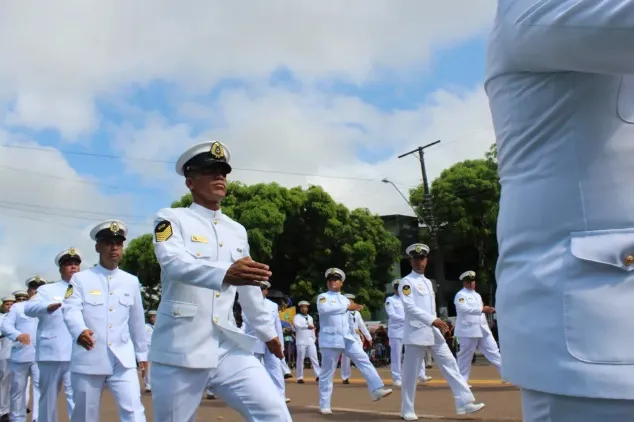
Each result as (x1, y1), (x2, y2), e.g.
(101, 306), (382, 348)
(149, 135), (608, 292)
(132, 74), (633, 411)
(109, 324), (112, 329)
(109, 307), (113, 312)
(625, 255), (634, 266)
(213, 316), (219, 323)
(219, 242), (224, 247)
(215, 292), (220, 298)
(108, 342), (112, 346)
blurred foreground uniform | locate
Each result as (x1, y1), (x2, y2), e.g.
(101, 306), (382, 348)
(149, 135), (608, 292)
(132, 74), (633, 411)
(63, 221), (148, 422)
(487, 1), (634, 420)
(149, 140), (291, 422)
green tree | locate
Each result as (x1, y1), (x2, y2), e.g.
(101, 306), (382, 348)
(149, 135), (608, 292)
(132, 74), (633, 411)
(119, 234), (161, 311)
(409, 155), (500, 299)
(125, 182), (401, 313)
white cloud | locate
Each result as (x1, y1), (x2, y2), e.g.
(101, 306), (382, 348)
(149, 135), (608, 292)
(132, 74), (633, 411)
(0, 131), (148, 297)
(0, 0), (494, 138)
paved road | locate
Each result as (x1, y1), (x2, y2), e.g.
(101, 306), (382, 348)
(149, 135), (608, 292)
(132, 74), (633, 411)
(44, 365), (520, 421)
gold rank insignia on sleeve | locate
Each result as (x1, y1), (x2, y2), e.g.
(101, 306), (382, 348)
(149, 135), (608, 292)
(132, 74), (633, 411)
(458, 297), (465, 303)
(154, 220), (173, 242)
(402, 285), (411, 296)
(65, 285), (73, 299)
(319, 297), (327, 303)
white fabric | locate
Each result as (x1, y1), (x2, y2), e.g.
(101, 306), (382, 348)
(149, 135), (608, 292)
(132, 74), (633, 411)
(151, 345), (291, 422)
(521, 388), (634, 422)
(487, 0), (634, 400)
(1, 302), (38, 363)
(389, 338), (428, 383)
(385, 295), (404, 339)
(295, 342), (320, 380)
(9, 361), (39, 422)
(255, 351), (285, 398)
(70, 350), (145, 422)
(0, 359), (9, 415)
(457, 334), (502, 382)
(319, 342), (383, 410)
(38, 361), (73, 422)
(401, 337), (473, 416)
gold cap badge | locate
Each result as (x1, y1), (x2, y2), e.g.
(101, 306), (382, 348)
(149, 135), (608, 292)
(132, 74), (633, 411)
(210, 141), (225, 159)
(109, 222), (120, 233)
(34, 275), (40, 282)
(69, 248), (76, 256)
(415, 245), (423, 253)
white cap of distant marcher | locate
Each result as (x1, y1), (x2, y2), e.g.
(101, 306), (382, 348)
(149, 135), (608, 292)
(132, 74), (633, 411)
(392, 279), (400, 287)
(459, 270), (476, 281)
(12, 290), (28, 298)
(90, 220), (128, 241)
(25, 275), (46, 288)
(175, 141), (232, 176)
(298, 300), (310, 307)
(260, 281), (271, 289)
(344, 293), (356, 300)
(324, 268), (346, 281)
(405, 243), (430, 258)
(54, 247), (83, 267)
(147, 310), (157, 316)
(1, 296), (15, 303)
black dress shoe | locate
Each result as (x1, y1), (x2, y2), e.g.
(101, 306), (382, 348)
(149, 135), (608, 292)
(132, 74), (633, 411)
(342, 379), (349, 384)
(284, 373), (292, 379)
(297, 379), (304, 384)
(315, 377), (319, 382)
(0, 413), (10, 422)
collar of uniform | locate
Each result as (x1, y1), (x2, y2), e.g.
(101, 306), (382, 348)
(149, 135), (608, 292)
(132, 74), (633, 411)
(95, 264), (119, 277)
(190, 202), (223, 221)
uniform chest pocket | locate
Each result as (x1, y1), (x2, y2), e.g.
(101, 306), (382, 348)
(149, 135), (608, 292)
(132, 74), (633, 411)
(185, 243), (216, 260)
(85, 296), (105, 306)
(118, 295), (133, 307)
(617, 76), (634, 124)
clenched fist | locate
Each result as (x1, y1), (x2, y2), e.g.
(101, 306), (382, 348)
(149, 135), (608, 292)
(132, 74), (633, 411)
(223, 257), (272, 286)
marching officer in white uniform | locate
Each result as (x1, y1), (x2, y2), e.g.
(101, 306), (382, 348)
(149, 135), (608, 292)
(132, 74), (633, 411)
(317, 268), (392, 414)
(293, 300), (320, 383)
(340, 293), (372, 384)
(25, 248), (81, 421)
(242, 281), (289, 403)
(487, 1), (634, 420)
(385, 279), (431, 387)
(1, 278), (44, 422)
(143, 310), (156, 393)
(149, 140), (291, 422)
(399, 244), (484, 420)
(0, 295), (15, 422)
(63, 220), (148, 422)
(453, 271), (502, 383)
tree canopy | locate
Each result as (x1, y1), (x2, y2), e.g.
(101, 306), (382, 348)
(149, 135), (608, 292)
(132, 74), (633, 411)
(120, 182), (401, 312)
(409, 144), (500, 289)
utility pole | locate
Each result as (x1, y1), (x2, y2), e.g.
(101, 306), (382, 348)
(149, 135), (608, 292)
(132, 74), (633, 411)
(398, 140), (448, 312)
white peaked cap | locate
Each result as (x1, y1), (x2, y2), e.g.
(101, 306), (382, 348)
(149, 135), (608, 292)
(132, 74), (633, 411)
(459, 270), (476, 280)
(175, 140), (232, 176)
(25, 275), (46, 287)
(54, 247), (82, 266)
(343, 293), (355, 299)
(1, 296), (15, 302)
(324, 268), (346, 281)
(298, 301), (310, 306)
(90, 220), (128, 241)
(406, 243), (430, 257)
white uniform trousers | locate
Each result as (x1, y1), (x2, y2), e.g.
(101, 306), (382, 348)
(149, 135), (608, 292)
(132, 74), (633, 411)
(151, 350), (291, 422)
(456, 333), (502, 382)
(280, 358), (291, 376)
(389, 338), (428, 383)
(254, 350), (285, 398)
(521, 389), (634, 422)
(38, 361), (74, 422)
(0, 359), (10, 416)
(295, 343), (320, 380)
(319, 340), (384, 409)
(402, 330), (474, 415)
(9, 361), (39, 422)
(70, 351), (145, 422)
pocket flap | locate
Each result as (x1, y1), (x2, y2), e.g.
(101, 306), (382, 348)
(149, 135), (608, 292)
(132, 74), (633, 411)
(159, 300), (198, 318)
(571, 229), (634, 271)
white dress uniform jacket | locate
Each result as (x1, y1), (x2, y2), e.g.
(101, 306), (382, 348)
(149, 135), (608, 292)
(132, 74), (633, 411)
(487, 0), (634, 403)
(317, 292), (356, 348)
(399, 273), (435, 346)
(385, 295), (404, 339)
(25, 281), (73, 362)
(349, 311), (371, 344)
(149, 204), (277, 369)
(293, 313), (316, 345)
(244, 298), (283, 355)
(453, 289), (489, 338)
(63, 266), (148, 375)
(0, 313), (12, 417)
(1, 303), (37, 363)
(0, 314), (11, 361)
